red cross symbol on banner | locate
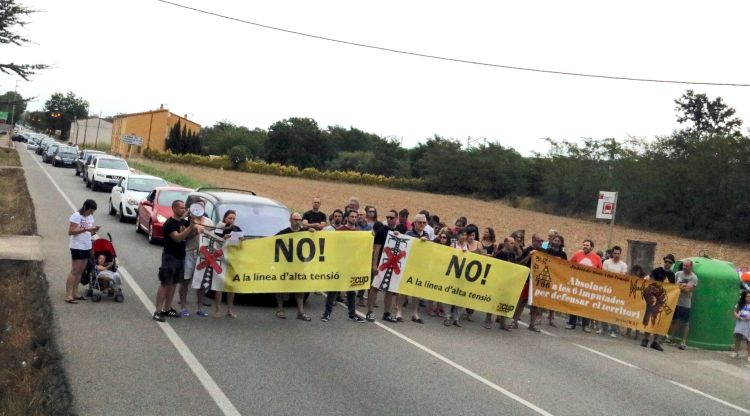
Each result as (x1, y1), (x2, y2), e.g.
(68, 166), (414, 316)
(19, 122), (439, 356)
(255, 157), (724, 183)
(197, 246), (224, 274)
(378, 247), (406, 274)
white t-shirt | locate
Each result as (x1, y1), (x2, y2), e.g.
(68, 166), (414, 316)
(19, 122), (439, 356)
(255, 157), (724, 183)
(603, 259), (628, 274)
(424, 224), (435, 241)
(69, 212), (94, 250)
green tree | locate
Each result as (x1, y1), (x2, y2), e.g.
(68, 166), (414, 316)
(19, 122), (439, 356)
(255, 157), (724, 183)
(674, 89), (743, 138)
(266, 117), (332, 169)
(0, 90), (26, 124)
(227, 145), (250, 169)
(0, 0), (48, 79)
(166, 121), (182, 153)
(201, 121), (267, 157)
(43, 92), (89, 139)
(327, 150), (376, 173)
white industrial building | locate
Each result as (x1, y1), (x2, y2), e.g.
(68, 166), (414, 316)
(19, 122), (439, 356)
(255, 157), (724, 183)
(69, 117), (112, 147)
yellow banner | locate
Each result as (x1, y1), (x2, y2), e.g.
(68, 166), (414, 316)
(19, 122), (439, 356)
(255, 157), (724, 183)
(373, 232), (529, 317)
(530, 251), (680, 335)
(223, 231), (373, 293)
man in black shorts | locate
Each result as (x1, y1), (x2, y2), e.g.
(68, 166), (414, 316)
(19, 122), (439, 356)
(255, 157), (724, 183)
(153, 200), (195, 322)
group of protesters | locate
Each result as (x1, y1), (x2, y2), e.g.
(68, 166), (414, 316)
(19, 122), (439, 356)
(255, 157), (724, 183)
(67, 195), (749, 359)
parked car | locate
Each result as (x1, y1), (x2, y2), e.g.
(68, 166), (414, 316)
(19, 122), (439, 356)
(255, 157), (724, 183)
(37, 138), (55, 155)
(52, 146), (78, 167)
(75, 149), (105, 176)
(11, 134), (27, 142)
(42, 143), (60, 163)
(26, 137), (42, 152)
(86, 156), (130, 192)
(81, 153), (108, 181)
(109, 174), (168, 223)
(135, 186), (194, 243)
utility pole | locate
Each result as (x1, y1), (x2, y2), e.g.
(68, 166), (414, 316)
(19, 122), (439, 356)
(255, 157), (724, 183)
(75, 117), (80, 144)
(83, 116), (89, 147)
(94, 112), (102, 147)
(9, 80), (19, 132)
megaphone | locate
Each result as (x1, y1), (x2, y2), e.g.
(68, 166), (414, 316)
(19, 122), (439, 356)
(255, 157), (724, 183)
(189, 203), (205, 218)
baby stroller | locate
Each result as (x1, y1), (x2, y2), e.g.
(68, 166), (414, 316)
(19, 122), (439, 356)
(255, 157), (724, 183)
(82, 233), (124, 303)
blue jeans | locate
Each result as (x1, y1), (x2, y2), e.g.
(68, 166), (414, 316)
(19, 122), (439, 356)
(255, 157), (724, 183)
(325, 291), (356, 317)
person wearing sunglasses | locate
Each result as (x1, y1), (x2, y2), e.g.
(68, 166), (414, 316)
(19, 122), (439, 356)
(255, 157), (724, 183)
(365, 209), (406, 322)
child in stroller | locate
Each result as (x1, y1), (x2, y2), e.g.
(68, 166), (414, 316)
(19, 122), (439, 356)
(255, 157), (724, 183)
(84, 235), (124, 302)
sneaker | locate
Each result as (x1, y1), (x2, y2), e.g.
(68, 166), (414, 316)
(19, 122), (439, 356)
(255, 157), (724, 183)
(196, 310), (209, 317)
(382, 313), (398, 323)
(528, 325), (542, 333)
(610, 332), (617, 338)
(595, 329), (603, 335)
(349, 315), (365, 323)
(152, 311), (166, 322)
(320, 314), (330, 322)
(678, 343), (686, 350)
(180, 309), (191, 317)
(582, 326), (592, 333)
(640, 338), (649, 348)
(166, 308), (181, 318)
(365, 312), (376, 322)
(650, 342), (664, 352)
(730, 351), (738, 358)
(565, 324), (575, 330)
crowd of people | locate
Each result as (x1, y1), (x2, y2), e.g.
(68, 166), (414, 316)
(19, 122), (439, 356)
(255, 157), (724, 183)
(65, 196), (750, 360)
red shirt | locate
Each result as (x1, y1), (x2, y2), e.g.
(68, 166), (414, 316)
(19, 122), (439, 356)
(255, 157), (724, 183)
(569, 250), (602, 269)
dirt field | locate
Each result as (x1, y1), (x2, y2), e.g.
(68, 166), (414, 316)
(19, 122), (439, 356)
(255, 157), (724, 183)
(134, 158), (750, 270)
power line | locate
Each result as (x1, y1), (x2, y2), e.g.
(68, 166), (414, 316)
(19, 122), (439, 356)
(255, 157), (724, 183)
(157, 0), (750, 87)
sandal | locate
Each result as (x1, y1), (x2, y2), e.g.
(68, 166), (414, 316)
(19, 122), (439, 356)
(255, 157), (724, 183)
(275, 310), (287, 319)
(74, 296), (87, 301)
(227, 312), (237, 318)
(64, 299), (79, 304)
(411, 317), (424, 324)
(297, 312), (312, 321)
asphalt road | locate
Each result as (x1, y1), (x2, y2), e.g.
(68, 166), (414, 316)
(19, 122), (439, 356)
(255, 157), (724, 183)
(18, 146), (750, 416)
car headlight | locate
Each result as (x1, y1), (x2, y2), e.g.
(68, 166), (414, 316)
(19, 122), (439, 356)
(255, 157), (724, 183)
(95, 172), (104, 178)
(127, 196), (138, 206)
(156, 214), (167, 224)
(55, 156), (61, 160)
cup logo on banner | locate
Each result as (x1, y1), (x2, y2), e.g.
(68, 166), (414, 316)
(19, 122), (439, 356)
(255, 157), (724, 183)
(373, 233), (412, 292)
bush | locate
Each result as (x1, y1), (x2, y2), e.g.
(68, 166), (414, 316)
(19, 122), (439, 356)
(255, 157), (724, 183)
(227, 146), (249, 169)
(141, 149), (426, 190)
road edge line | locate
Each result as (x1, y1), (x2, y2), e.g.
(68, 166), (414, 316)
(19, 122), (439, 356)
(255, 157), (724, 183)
(667, 380), (750, 415)
(30, 151), (241, 416)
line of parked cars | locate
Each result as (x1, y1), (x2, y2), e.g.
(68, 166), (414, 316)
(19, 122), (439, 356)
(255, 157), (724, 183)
(25, 131), (293, 304)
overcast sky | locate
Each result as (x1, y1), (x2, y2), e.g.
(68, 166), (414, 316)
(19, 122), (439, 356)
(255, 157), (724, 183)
(4, 0), (749, 155)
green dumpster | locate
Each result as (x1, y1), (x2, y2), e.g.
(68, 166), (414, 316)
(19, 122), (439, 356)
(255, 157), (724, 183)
(674, 257), (740, 350)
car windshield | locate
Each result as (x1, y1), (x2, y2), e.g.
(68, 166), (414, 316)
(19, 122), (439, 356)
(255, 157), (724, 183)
(98, 159), (128, 170)
(59, 149), (77, 156)
(157, 190), (190, 206)
(217, 203), (290, 238)
(128, 178), (168, 192)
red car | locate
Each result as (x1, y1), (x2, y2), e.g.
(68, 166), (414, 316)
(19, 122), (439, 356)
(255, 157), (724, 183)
(135, 186), (193, 244)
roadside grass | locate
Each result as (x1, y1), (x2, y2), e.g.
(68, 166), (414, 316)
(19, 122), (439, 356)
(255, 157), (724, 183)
(129, 160), (215, 189)
(0, 164), (35, 235)
(0, 262), (73, 416)
(0, 147), (73, 415)
(79, 142), (110, 153)
(0, 147), (20, 167)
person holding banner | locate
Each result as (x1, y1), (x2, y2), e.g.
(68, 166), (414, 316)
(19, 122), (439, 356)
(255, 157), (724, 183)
(565, 239), (602, 332)
(275, 212), (313, 321)
(182, 201), (215, 317)
(515, 233), (545, 332)
(365, 210), (405, 323)
(491, 236), (521, 331)
(321, 210), (365, 323)
(542, 234), (567, 327)
(600, 246), (628, 337)
(445, 229), (472, 327)
(401, 214), (429, 324)
(212, 210), (241, 318)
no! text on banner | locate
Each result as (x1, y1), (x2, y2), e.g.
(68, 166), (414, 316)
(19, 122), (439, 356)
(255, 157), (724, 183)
(223, 231), (373, 293)
(530, 251), (680, 335)
(373, 232), (529, 317)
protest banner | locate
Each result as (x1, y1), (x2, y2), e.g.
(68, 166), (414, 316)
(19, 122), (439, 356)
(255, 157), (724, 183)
(222, 231), (373, 293)
(373, 232), (529, 317)
(530, 251), (680, 335)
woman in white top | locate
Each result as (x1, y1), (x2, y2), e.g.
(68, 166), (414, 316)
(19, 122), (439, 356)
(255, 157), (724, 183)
(66, 199), (99, 303)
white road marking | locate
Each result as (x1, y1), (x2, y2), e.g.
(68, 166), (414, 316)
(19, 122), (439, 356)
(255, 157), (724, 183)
(323, 295), (554, 416)
(31, 154), (241, 416)
(667, 380), (750, 415)
(573, 344), (640, 369)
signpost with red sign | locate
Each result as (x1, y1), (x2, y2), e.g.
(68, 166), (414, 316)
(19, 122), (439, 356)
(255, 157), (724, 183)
(596, 191), (618, 250)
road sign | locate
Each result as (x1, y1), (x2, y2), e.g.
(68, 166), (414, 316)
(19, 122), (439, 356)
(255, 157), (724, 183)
(0, 111), (8, 121)
(121, 134), (144, 146)
(596, 191), (617, 220)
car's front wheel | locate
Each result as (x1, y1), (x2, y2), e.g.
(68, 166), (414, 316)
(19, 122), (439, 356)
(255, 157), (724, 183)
(119, 204), (128, 223)
(109, 199), (116, 215)
(91, 180), (99, 191)
(135, 213), (143, 234)
(148, 221), (157, 245)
